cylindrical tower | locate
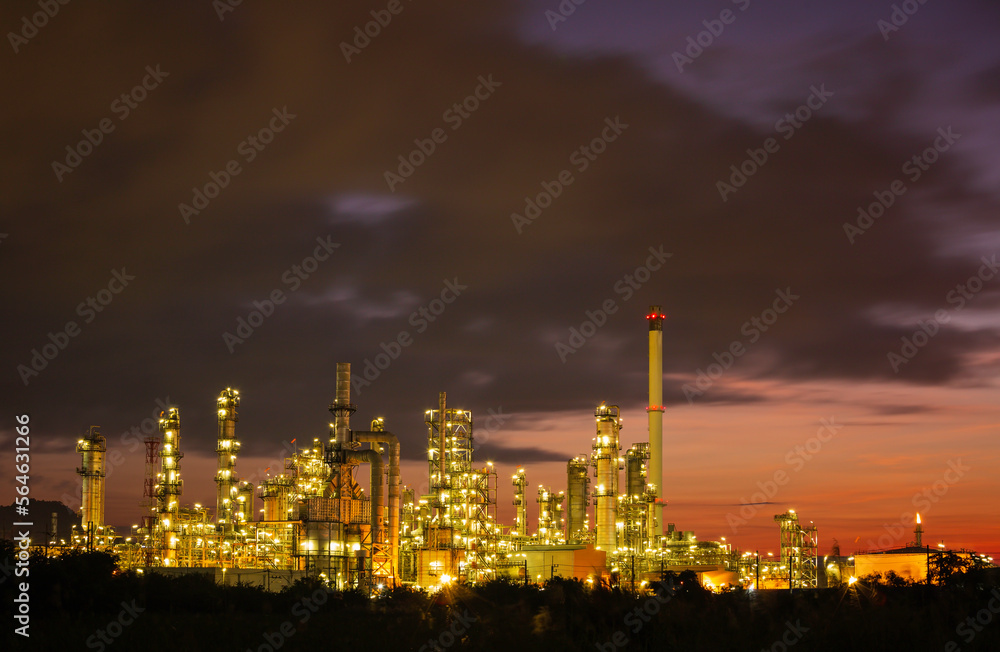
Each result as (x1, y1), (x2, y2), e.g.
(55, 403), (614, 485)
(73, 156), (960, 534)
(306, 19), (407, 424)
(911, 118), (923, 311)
(592, 403), (621, 552)
(646, 306), (665, 534)
(235, 480), (254, 527)
(566, 456), (590, 543)
(512, 468), (527, 536)
(437, 392), (447, 523)
(260, 476), (295, 521)
(553, 491), (565, 543)
(157, 408), (183, 565)
(625, 443), (651, 551)
(329, 362), (356, 446)
(537, 485), (553, 540)
(625, 443), (649, 498)
(76, 426), (106, 532)
(215, 387), (240, 531)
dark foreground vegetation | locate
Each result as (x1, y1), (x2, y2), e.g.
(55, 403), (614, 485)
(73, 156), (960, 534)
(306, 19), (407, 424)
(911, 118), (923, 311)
(2, 541), (999, 652)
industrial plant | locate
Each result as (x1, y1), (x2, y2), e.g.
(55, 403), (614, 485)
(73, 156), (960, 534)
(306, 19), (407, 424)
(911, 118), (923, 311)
(65, 305), (833, 591)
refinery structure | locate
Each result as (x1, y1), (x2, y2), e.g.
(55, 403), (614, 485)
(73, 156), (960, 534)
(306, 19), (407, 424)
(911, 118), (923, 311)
(67, 306), (832, 591)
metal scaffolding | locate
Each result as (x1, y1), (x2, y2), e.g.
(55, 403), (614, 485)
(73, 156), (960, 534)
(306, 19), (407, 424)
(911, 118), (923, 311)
(774, 510), (818, 589)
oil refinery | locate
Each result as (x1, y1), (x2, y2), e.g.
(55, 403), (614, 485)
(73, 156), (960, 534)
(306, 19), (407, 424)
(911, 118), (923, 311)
(64, 305), (833, 591)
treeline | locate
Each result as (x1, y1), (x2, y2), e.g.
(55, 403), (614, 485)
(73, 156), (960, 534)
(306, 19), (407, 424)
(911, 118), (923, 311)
(2, 540), (999, 651)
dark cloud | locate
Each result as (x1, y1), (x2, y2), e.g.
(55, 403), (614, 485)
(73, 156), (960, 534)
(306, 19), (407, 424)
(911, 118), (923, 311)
(472, 443), (569, 465)
(1, 0), (998, 471)
(870, 404), (939, 416)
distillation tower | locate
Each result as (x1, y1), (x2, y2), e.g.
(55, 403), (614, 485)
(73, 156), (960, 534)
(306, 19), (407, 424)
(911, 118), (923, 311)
(402, 392), (498, 585)
(70, 425), (116, 551)
(566, 456), (590, 543)
(156, 408), (183, 565)
(215, 388), (242, 532)
(591, 403), (622, 552)
(536, 485), (565, 545)
(774, 510), (818, 589)
(76, 425), (106, 534)
(512, 468), (528, 537)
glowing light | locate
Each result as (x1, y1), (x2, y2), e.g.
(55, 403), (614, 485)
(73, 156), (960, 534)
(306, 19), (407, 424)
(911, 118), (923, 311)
(440, 574), (453, 585)
(848, 576), (857, 585)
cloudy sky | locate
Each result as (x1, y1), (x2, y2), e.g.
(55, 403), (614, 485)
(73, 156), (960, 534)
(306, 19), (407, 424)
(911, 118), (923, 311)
(2, 0), (998, 556)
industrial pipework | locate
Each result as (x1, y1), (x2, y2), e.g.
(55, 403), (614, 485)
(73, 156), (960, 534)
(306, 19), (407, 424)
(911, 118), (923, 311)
(354, 425), (401, 579)
(76, 425), (106, 532)
(344, 448), (383, 551)
(647, 305), (665, 534)
(215, 387), (240, 531)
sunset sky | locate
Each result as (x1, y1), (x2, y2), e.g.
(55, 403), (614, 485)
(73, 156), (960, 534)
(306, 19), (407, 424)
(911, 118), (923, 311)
(2, 0), (998, 557)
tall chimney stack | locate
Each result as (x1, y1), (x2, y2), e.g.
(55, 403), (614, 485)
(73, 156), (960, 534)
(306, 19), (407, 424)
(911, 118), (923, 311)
(647, 306), (665, 533)
(330, 362), (356, 446)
